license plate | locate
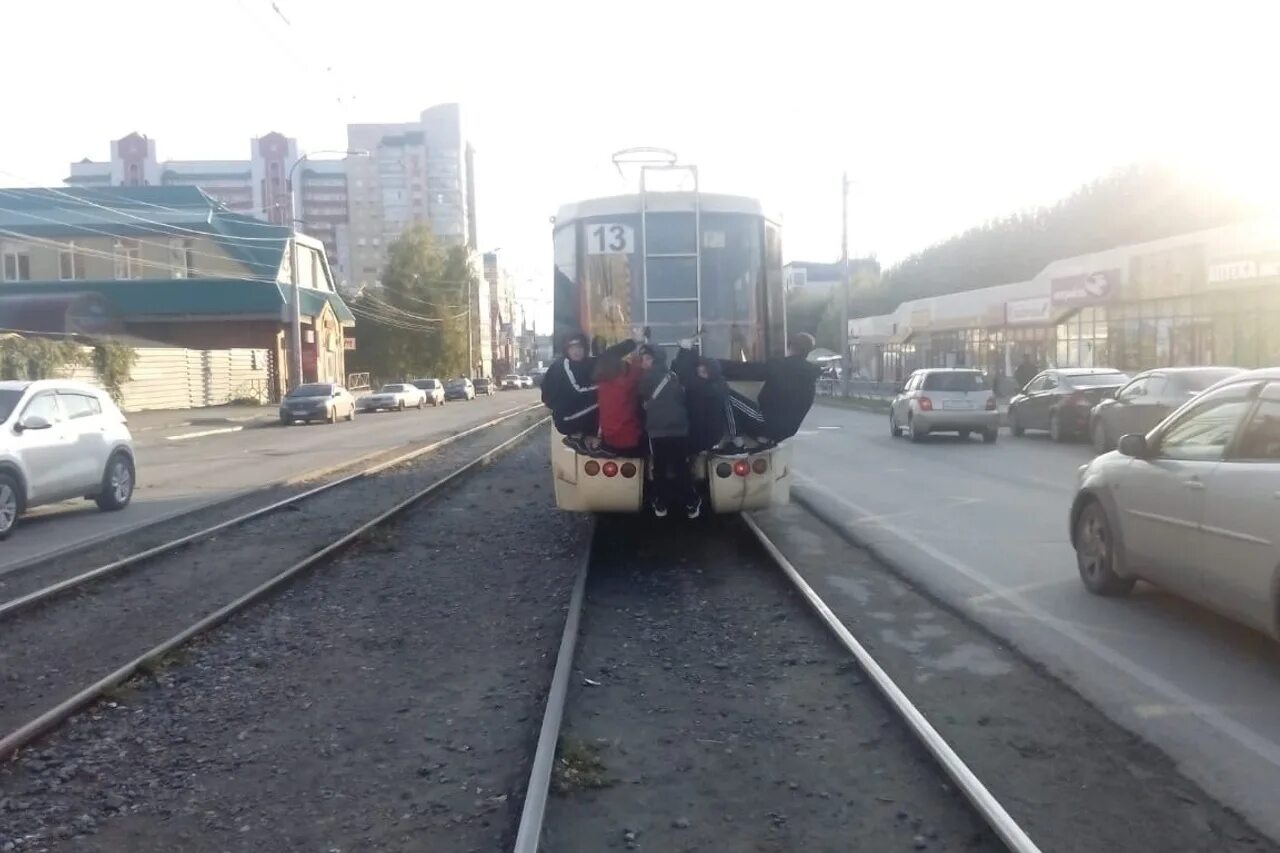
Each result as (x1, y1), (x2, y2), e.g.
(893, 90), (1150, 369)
(942, 400), (974, 410)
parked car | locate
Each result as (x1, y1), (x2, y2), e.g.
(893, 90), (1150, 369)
(412, 378), (446, 406)
(474, 377), (496, 397)
(518, 375), (534, 389)
(445, 378), (476, 401)
(0, 380), (136, 539)
(1088, 367), (1243, 452)
(1071, 367), (1280, 639)
(358, 383), (426, 412)
(530, 369), (548, 388)
(501, 374), (523, 390)
(1008, 368), (1131, 442)
(889, 368), (999, 443)
(279, 383), (356, 425)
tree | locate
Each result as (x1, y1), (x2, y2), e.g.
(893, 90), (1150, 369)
(346, 228), (478, 382)
(851, 162), (1262, 318)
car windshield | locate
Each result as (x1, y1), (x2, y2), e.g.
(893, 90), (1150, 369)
(287, 384), (331, 398)
(447, 379), (468, 388)
(1066, 373), (1129, 388)
(1180, 370), (1240, 392)
(504, 375), (520, 381)
(0, 389), (24, 422)
(414, 380), (440, 389)
(379, 385), (406, 393)
(922, 372), (986, 391)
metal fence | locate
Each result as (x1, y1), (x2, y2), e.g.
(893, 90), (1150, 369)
(347, 372), (371, 392)
(816, 377), (898, 400)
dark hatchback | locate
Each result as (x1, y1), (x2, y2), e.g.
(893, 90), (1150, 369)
(1087, 366), (1243, 452)
(1008, 368), (1130, 442)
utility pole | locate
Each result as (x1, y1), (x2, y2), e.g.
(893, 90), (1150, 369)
(467, 278), (475, 378)
(840, 171), (851, 395)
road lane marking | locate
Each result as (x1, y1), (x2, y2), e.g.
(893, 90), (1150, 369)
(499, 406), (524, 415)
(165, 426), (245, 441)
(792, 470), (1280, 771)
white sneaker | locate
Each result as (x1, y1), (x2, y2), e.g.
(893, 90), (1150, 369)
(652, 499), (669, 518)
(685, 498), (702, 520)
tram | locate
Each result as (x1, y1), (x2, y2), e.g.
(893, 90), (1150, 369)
(548, 152), (792, 514)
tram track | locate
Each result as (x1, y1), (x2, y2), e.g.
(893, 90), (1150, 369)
(0, 408), (547, 761)
(516, 512), (1032, 853)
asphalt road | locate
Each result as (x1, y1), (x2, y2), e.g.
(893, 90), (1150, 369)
(790, 402), (1280, 842)
(0, 390), (541, 575)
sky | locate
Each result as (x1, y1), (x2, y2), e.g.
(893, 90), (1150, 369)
(4, 0), (1279, 329)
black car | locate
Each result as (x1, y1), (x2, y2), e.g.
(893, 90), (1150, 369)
(1087, 366), (1243, 452)
(1008, 368), (1131, 442)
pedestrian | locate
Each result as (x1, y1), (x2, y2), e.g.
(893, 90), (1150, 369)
(1014, 353), (1037, 390)
(637, 344), (699, 519)
(541, 331), (599, 447)
(592, 338), (645, 456)
(673, 341), (731, 453)
(719, 332), (822, 444)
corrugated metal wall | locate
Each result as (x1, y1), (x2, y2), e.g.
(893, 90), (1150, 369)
(55, 346), (270, 411)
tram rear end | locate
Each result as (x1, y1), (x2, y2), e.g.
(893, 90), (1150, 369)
(548, 167), (790, 514)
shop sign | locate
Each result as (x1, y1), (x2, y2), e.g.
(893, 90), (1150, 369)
(343, 337), (356, 351)
(1005, 296), (1051, 325)
(1208, 256), (1280, 288)
(1051, 269), (1119, 306)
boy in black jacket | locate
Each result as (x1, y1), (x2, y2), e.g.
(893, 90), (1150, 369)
(720, 332), (821, 444)
(540, 331), (598, 444)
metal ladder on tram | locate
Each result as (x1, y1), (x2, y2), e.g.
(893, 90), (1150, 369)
(639, 163), (701, 349)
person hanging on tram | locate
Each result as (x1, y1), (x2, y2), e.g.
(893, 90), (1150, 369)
(591, 337), (646, 457)
(637, 344), (700, 519)
(541, 331), (599, 449)
(673, 341), (731, 453)
(718, 331), (821, 445)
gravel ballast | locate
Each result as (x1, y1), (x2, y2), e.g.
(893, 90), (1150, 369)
(0, 420), (586, 852)
(542, 514), (1003, 853)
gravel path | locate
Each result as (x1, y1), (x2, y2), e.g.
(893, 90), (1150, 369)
(752, 502), (1276, 852)
(0, 429), (587, 852)
(0, 410), (547, 743)
(542, 514), (1002, 853)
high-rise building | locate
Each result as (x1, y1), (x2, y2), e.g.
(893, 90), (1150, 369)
(483, 251), (516, 376)
(63, 103), (475, 292)
(343, 103), (476, 287)
(65, 131), (351, 283)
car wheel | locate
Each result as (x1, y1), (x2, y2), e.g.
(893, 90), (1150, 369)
(1050, 411), (1065, 442)
(982, 428), (999, 444)
(346, 406), (355, 422)
(417, 400), (424, 409)
(398, 401), (406, 411)
(0, 472), (21, 540)
(908, 415), (926, 443)
(328, 407), (337, 424)
(1074, 500), (1135, 596)
(889, 411), (902, 437)
(1009, 407), (1025, 437)
(280, 416), (291, 426)
(1091, 420), (1111, 454)
(959, 429), (971, 441)
(96, 452), (135, 512)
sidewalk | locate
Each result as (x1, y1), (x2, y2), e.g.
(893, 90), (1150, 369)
(125, 403), (278, 434)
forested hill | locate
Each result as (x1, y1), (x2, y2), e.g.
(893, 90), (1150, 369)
(852, 163), (1262, 318)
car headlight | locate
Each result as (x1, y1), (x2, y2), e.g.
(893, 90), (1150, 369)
(1077, 463), (1089, 487)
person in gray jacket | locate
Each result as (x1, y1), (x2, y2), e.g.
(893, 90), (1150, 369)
(636, 344), (699, 519)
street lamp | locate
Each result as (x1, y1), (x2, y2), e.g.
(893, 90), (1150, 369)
(286, 149), (368, 390)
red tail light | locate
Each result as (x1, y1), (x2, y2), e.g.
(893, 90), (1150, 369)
(751, 457), (768, 475)
(985, 396), (997, 411)
(732, 460), (751, 477)
(602, 461), (619, 478)
(918, 396), (933, 411)
(583, 460), (600, 476)
(620, 462), (637, 478)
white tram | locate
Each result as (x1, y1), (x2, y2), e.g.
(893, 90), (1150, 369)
(549, 154), (792, 514)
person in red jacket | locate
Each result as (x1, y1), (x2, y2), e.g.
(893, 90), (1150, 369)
(591, 338), (644, 456)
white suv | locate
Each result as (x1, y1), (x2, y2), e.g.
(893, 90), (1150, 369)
(0, 380), (136, 539)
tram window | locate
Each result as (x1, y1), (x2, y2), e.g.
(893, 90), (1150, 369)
(645, 212), (697, 255)
(646, 300), (700, 343)
(647, 257), (698, 299)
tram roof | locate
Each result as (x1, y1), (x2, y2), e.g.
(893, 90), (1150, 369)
(555, 192), (776, 226)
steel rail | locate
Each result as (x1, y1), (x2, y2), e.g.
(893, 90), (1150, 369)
(0, 404), (542, 620)
(741, 513), (1042, 853)
(0, 416), (549, 761)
